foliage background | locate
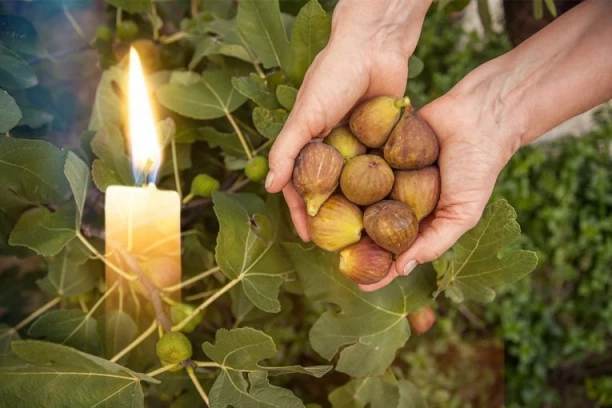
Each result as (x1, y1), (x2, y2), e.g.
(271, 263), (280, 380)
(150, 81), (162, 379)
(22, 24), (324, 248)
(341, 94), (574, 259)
(0, 0), (609, 407)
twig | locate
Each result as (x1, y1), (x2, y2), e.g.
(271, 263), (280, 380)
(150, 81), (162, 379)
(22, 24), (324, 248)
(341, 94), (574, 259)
(115, 8), (123, 31)
(187, 366), (210, 406)
(63, 8), (88, 43)
(164, 266), (220, 292)
(171, 139), (183, 199)
(111, 319), (157, 362)
(185, 289), (219, 302)
(191, 0), (199, 18)
(151, 2), (160, 41)
(172, 278), (240, 332)
(76, 232), (137, 281)
(160, 32), (187, 45)
(457, 304), (485, 327)
(195, 361), (221, 368)
(147, 364), (178, 377)
(225, 111), (253, 160)
(115, 248), (173, 332)
(0, 297), (61, 339)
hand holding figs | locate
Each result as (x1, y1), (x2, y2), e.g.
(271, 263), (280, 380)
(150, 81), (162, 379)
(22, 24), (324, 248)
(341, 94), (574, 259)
(291, 95), (440, 286)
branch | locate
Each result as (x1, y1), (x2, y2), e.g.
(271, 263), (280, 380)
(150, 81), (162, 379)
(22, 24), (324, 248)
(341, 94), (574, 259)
(187, 366), (210, 406)
(111, 319), (157, 362)
(163, 266), (220, 293)
(0, 297), (61, 340)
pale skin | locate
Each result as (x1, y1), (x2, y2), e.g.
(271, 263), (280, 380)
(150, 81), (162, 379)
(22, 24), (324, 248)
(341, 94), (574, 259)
(266, 0), (612, 295)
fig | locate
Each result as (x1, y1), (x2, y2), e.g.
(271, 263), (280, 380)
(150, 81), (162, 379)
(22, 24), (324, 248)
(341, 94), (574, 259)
(407, 307), (436, 335)
(308, 195), (363, 251)
(349, 96), (410, 148)
(156, 332), (192, 364)
(245, 156), (269, 182)
(340, 155), (394, 206)
(390, 166), (441, 220)
(364, 200), (418, 254)
(293, 142), (344, 216)
(383, 104), (439, 170)
(190, 174), (220, 198)
(339, 236), (393, 285)
(324, 126), (367, 161)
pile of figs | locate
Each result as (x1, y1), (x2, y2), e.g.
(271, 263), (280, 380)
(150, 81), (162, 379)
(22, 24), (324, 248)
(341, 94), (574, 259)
(292, 96), (441, 285)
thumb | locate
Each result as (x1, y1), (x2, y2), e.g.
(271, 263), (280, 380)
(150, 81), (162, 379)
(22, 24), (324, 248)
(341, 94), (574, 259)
(394, 211), (480, 276)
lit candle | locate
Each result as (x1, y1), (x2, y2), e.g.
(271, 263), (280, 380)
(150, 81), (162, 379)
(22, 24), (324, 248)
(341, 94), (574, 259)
(105, 48), (181, 343)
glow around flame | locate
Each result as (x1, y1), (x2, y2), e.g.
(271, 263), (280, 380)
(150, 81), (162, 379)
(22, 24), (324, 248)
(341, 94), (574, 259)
(128, 47), (161, 185)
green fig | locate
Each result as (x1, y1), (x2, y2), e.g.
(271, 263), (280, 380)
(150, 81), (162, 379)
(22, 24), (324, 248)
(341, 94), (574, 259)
(390, 166), (441, 220)
(293, 142), (344, 216)
(324, 126), (367, 161)
(339, 236), (393, 285)
(349, 96), (410, 148)
(308, 195), (363, 251)
(245, 156), (269, 182)
(364, 200), (418, 255)
(156, 332), (192, 364)
(340, 154), (394, 206)
(383, 105), (439, 170)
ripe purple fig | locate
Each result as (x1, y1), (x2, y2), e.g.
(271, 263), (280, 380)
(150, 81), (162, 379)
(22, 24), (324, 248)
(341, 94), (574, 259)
(293, 142), (344, 216)
(339, 236), (393, 285)
(364, 200), (418, 255)
(383, 105), (439, 170)
(324, 126), (367, 161)
(308, 195), (363, 252)
(340, 155), (394, 206)
(349, 96), (411, 148)
(390, 166), (441, 220)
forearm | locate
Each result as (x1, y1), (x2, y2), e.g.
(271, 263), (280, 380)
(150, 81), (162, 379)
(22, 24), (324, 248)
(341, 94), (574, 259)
(330, 0), (434, 58)
(455, 0), (612, 152)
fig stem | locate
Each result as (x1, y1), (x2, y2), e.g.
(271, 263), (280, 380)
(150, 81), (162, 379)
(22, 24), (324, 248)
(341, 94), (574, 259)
(393, 96), (411, 109)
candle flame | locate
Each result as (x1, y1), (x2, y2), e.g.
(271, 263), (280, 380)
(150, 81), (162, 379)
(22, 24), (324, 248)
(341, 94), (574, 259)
(128, 47), (161, 185)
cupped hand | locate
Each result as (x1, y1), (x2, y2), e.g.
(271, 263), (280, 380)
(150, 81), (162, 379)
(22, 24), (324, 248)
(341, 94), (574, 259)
(265, 41), (409, 241)
(359, 85), (518, 292)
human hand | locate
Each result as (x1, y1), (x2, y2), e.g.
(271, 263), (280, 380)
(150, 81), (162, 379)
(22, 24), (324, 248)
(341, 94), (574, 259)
(265, 0), (432, 241)
(359, 61), (521, 291)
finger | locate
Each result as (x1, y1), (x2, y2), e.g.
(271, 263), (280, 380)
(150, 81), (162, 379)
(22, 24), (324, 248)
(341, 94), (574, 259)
(358, 263), (401, 292)
(394, 212), (480, 276)
(266, 53), (368, 193)
(282, 184), (311, 242)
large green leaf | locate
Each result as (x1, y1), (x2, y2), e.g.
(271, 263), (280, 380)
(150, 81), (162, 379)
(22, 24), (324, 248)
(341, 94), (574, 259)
(91, 125), (134, 191)
(435, 199), (538, 303)
(276, 85), (297, 110)
(197, 126), (247, 157)
(9, 204), (78, 257)
(213, 193), (294, 313)
(28, 310), (102, 355)
(37, 239), (100, 297)
(189, 37), (253, 70)
(157, 65), (249, 120)
(0, 340), (158, 407)
(286, 0), (331, 85)
(203, 328), (331, 408)
(284, 244), (437, 377)
(0, 324), (20, 355)
(329, 370), (398, 408)
(0, 137), (70, 204)
(252, 107), (288, 140)
(0, 46), (37, 90)
(64, 151), (90, 227)
(0, 90), (22, 133)
(232, 75), (280, 109)
(0, 15), (48, 59)
(105, 0), (151, 13)
(105, 310), (138, 361)
(0, 187), (30, 248)
(88, 67), (124, 131)
(236, 0), (290, 69)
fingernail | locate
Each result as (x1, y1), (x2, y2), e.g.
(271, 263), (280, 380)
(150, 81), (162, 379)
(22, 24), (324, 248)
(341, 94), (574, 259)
(402, 260), (418, 276)
(264, 171), (275, 190)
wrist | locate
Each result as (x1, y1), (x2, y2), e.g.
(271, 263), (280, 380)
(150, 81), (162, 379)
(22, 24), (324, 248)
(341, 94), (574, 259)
(330, 0), (433, 59)
(447, 55), (528, 161)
